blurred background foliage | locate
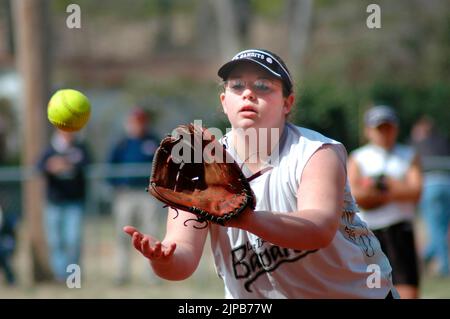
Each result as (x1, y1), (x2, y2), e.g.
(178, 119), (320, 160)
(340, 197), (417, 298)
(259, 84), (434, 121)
(0, 0), (448, 162)
(0, 0), (449, 297)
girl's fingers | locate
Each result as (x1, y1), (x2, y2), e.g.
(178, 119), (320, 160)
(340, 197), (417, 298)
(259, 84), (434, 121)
(141, 237), (154, 259)
(152, 241), (162, 258)
(129, 232), (173, 261)
(123, 225), (139, 236)
(132, 232), (143, 251)
(163, 242), (177, 258)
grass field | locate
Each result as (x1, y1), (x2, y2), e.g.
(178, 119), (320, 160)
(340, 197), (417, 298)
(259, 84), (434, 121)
(1, 215), (449, 299)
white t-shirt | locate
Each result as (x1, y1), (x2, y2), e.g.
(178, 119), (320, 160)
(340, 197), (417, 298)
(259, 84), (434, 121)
(350, 143), (416, 230)
(209, 123), (395, 298)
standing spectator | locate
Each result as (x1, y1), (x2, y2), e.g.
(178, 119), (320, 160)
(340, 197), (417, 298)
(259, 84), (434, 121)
(37, 129), (91, 282)
(410, 116), (450, 277)
(348, 105), (423, 299)
(107, 107), (161, 286)
(0, 205), (17, 285)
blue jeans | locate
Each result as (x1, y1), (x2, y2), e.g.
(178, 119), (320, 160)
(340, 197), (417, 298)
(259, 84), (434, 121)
(0, 240), (15, 284)
(421, 175), (450, 276)
(45, 201), (84, 281)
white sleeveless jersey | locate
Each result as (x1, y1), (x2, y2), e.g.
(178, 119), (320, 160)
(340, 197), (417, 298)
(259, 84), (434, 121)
(350, 144), (416, 230)
(209, 123), (395, 298)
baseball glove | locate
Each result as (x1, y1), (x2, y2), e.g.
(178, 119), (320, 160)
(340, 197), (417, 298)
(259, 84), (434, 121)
(147, 123), (256, 228)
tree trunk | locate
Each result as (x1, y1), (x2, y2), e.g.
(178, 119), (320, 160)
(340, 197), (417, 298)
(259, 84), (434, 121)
(12, 0), (53, 283)
(287, 0), (313, 81)
(155, 0), (174, 52)
(4, 0), (15, 57)
(210, 0), (239, 62)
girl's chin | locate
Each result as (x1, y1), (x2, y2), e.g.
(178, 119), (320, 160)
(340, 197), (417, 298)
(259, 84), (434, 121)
(234, 119), (283, 130)
(234, 119), (258, 130)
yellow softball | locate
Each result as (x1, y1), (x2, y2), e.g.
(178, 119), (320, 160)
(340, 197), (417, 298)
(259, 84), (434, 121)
(47, 89), (91, 132)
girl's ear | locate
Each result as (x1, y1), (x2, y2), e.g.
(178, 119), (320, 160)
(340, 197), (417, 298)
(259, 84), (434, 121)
(220, 92), (228, 114)
(283, 94), (295, 115)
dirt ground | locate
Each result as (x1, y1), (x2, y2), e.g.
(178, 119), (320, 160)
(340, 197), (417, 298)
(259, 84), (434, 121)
(0, 215), (224, 299)
(1, 215), (449, 299)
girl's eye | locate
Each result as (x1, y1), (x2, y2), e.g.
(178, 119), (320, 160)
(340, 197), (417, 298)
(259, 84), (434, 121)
(226, 79), (276, 94)
(253, 81), (271, 92)
(230, 81), (245, 90)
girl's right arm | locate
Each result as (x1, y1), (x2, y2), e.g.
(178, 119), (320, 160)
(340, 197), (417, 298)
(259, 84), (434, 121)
(123, 207), (209, 281)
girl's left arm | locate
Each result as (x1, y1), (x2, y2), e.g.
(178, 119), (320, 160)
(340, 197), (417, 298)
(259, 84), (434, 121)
(228, 144), (345, 251)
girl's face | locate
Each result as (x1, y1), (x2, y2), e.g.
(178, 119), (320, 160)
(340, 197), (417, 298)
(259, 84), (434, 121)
(220, 62), (294, 131)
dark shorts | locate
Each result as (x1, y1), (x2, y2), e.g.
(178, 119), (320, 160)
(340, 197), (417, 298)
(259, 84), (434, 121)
(372, 221), (420, 286)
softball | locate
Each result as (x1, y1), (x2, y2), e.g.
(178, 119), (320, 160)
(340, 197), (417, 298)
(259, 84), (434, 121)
(47, 89), (91, 132)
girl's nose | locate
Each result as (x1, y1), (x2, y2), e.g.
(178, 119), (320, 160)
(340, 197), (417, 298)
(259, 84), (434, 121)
(242, 87), (256, 100)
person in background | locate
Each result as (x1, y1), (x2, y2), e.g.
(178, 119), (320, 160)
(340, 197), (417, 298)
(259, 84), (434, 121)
(410, 115), (450, 277)
(0, 205), (17, 285)
(107, 107), (161, 286)
(37, 129), (91, 282)
(348, 105), (423, 299)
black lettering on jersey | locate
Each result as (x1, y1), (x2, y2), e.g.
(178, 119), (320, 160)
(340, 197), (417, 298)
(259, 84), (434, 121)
(230, 241), (318, 293)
